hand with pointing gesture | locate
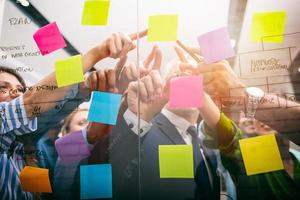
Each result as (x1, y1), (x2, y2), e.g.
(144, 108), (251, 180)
(114, 45), (163, 94)
(96, 30), (148, 59)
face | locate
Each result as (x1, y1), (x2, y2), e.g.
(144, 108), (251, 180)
(239, 116), (275, 136)
(68, 110), (89, 133)
(0, 72), (24, 102)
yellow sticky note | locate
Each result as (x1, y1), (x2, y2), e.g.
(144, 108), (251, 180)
(148, 15), (178, 42)
(250, 11), (286, 43)
(159, 145), (194, 178)
(55, 55), (84, 88)
(20, 166), (52, 193)
(239, 134), (284, 176)
(81, 0), (110, 25)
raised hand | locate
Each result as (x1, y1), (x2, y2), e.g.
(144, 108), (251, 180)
(127, 70), (167, 122)
(86, 69), (118, 144)
(114, 45), (163, 94)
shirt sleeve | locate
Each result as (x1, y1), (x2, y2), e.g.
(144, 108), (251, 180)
(123, 109), (152, 137)
(200, 113), (243, 153)
(0, 95), (37, 134)
(32, 84), (86, 139)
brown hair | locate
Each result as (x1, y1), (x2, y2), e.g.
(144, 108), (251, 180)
(0, 66), (26, 90)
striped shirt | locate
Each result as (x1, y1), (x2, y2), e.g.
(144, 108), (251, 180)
(0, 95), (37, 200)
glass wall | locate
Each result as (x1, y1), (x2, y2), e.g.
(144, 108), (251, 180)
(0, 0), (299, 199)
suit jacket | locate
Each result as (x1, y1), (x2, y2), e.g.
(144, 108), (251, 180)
(109, 113), (220, 200)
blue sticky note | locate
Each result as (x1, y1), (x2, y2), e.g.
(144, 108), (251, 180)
(87, 91), (122, 125)
(80, 164), (112, 199)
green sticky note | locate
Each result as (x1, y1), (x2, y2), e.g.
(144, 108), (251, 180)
(55, 55), (84, 88)
(250, 11), (286, 43)
(159, 145), (194, 178)
(239, 133), (284, 176)
(148, 15), (178, 42)
(81, 0), (110, 26)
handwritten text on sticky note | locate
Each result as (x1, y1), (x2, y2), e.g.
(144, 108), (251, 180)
(148, 15), (178, 42)
(33, 22), (66, 56)
(159, 145), (194, 178)
(239, 133), (284, 176)
(20, 166), (52, 193)
(251, 11), (286, 43)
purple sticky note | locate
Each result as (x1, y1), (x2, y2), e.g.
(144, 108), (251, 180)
(55, 130), (91, 164)
(197, 27), (235, 63)
(169, 75), (203, 108)
(33, 22), (67, 56)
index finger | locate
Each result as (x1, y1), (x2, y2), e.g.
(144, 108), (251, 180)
(130, 29), (148, 40)
(115, 56), (128, 79)
(174, 46), (188, 63)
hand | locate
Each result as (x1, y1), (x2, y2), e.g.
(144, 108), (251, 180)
(114, 45), (162, 94)
(86, 69), (118, 144)
(97, 30), (148, 59)
(127, 70), (167, 122)
(174, 46), (245, 98)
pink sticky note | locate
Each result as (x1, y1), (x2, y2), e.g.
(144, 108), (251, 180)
(197, 27), (235, 63)
(33, 22), (67, 56)
(55, 130), (91, 164)
(169, 76), (203, 108)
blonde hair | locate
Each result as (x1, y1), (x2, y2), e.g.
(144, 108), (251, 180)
(60, 108), (88, 136)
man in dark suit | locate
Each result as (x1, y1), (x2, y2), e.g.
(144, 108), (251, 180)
(109, 68), (235, 200)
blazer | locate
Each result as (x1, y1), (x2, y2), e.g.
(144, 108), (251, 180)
(109, 113), (220, 200)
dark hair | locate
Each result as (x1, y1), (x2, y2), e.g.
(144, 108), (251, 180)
(0, 66), (26, 89)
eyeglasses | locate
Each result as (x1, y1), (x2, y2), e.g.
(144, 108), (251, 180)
(0, 81), (25, 95)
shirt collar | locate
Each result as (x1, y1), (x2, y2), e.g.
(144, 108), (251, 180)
(161, 108), (195, 133)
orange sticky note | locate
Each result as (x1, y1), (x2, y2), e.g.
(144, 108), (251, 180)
(20, 166), (52, 193)
(239, 134), (284, 176)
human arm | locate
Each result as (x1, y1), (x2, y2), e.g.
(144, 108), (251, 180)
(22, 30), (147, 120)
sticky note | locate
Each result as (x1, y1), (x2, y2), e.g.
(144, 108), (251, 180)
(159, 145), (194, 178)
(55, 130), (91, 164)
(81, 0), (110, 25)
(148, 15), (178, 42)
(55, 55), (84, 87)
(33, 22), (66, 55)
(251, 11), (286, 43)
(169, 75), (203, 108)
(239, 133), (284, 176)
(87, 91), (122, 125)
(197, 27), (235, 63)
(80, 164), (112, 199)
(20, 166), (52, 193)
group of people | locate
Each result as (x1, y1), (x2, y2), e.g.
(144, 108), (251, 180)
(1, 30), (300, 200)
